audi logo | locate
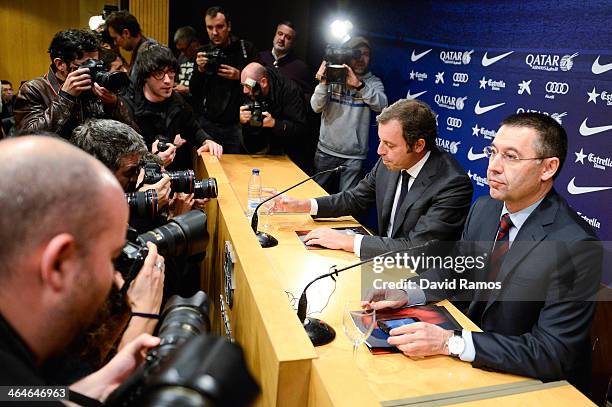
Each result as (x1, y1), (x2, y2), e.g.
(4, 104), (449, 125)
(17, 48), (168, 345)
(453, 73), (469, 83)
(545, 81), (569, 94)
(446, 117), (463, 127)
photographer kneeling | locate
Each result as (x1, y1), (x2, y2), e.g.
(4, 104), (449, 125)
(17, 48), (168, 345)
(14, 29), (138, 139)
(0, 135), (160, 403)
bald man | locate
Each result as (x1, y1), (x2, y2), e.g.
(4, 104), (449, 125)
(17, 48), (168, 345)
(239, 62), (307, 155)
(0, 136), (160, 402)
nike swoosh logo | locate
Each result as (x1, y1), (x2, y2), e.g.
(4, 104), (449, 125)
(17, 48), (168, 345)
(406, 90), (427, 100)
(579, 118), (612, 136)
(567, 177), (612, 195)
(591, 56), (612, 75)
(481, 51), (514, 67)
(474, 100), (505, 115)
(411, 49), (433, 62)
(467, 147), (487, 161)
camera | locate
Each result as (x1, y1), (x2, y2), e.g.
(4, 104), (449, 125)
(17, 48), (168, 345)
(78, 58), (130, 92)
(323, 45), (361, 85)
(142, 160), (218, 200)
(245, 100), (268, 127)
(114, 210), (208, 286)
(198, 47), (227, 76)
(125, 190), (159, 219)
(105, 291), (259, 407)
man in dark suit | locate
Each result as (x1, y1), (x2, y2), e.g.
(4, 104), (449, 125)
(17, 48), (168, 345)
(273, 99), (473, 258)
(366, 113), (602, 390)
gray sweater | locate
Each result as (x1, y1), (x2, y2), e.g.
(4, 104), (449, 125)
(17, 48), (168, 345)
(311, 72), (387, 160)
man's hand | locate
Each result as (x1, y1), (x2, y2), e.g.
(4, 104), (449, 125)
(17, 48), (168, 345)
(271, 195), (311, 213)
(173, 83), (189, 95)
(362, 288), (409, 310)
(197, 139), (223, 159)
(387, 322), (453, 357)
(262, 111), (276, 128)
(303, 227), (354, 251)
(61, 67), (92, 97)
(169, 193), (195, 217)
(127, 242), (164, 315)
(69, 333), (160, 401)
(152, 139), (176, 167)
(196, 52), (209, 73)
(217, 64), (240, 80)
(92, 83), (118, 106)
(315, 60), (327, 83)
(344, 64), (361, 89)
(193, 198), (210, 210)
(239, 105), (252, 124)
(138, 172), (171, 209)
(173, 133), (187, 148)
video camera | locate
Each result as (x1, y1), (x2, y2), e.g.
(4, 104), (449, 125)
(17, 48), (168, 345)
(78, 58), (130, 92)
(142, 160), (218, 200)
(323, 45), (361, 85)
(105, 291), (259, 406)
(198, 47), (227, 76)
(114, 210), (208, 287)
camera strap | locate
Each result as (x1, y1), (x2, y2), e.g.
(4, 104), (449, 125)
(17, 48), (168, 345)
(68, 389), (103, 406)
(240, 39), (248, 60)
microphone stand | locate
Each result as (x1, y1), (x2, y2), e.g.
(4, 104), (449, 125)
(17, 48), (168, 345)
(251, 166), (344, 248)
(297, 240), (439, 346)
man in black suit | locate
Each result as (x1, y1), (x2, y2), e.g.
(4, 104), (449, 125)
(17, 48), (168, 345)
(273, 99), (473, 258)
(366, 113), (602, 390)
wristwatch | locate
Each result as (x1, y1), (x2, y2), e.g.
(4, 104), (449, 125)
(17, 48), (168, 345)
(447, 329), (465, 358)
(355, 81), (365, 91)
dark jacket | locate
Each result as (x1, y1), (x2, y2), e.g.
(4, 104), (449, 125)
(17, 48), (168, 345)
(126, 89), (212, 170)
(315, 150), (473, 258)
(190, 36), (257, 124)
(14, 66), (138, 139)
(258, 50), (313, 98)
(241, 67), (308, 155)
(419, 191), (602, 389)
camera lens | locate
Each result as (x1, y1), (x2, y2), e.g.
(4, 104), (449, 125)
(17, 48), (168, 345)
(167, 170), (196, 194)
(155, 291), (211, 360)
(137, 210), (208, 258)
(193, 178), (218, 199)
(96, 71), (130, 92)
(126, 190), (158, 219)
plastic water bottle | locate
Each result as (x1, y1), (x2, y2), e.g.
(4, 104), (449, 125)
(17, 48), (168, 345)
(247, 168), (262, 218)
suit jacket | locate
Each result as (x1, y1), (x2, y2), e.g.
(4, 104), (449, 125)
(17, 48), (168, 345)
(419, 190), (602, 388)
(315, 149), (473, 258)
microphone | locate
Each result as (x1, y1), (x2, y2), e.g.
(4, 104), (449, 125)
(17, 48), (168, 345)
(297, 239), (439, 346)
(250, 166), (345, 248)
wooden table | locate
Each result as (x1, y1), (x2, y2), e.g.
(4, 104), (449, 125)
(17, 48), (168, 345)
(195, 154), (592, 407)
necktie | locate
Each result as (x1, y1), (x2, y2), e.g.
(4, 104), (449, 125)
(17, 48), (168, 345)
(488, 213), (513, 282)
(392, 171), (410, 233)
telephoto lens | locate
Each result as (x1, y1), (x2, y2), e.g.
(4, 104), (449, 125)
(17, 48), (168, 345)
(137, 210), (208, 258)
(125, 190), (158, 219)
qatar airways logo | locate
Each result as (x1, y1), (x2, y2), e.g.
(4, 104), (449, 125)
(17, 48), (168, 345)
(516, 108), (567, 124)
(525, 52), (578, 72)
(434, 94), (467, 111)
(436, 138), (461, 154)
(440, 49), (474, 65)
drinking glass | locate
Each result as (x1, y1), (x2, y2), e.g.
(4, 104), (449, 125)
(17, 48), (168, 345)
(342, 301), (377, 356)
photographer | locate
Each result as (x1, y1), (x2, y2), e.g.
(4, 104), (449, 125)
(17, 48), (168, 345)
(312, 36), (387, 193)
(0, 135), (160, 402)
(127, 44), (222, 172)
(239, 62), (307, 155)
(13, 29), (137, 139)
(190, 6), (257, 153)
(71, 119), (172, 220)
